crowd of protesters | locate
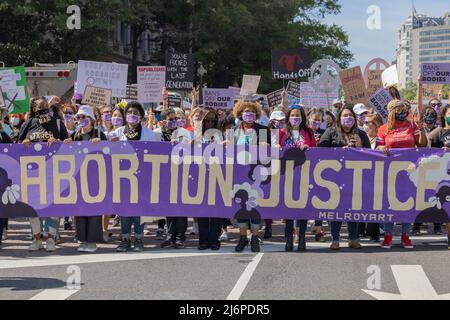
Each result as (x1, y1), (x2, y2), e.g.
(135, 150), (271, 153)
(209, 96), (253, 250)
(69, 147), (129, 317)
(0, 78), (449, 254)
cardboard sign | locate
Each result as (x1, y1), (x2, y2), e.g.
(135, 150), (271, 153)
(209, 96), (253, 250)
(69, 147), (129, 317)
(168, 96), (182, 109)
(137, 66), (166, 103)
(381, 65), (399, 87)
(271, 48), (312, 79)
(339, 66), (368, 105)
(286, 81), (301, 98)
(422, 84), (443, 101)
(421, 63), (450, 84)
(203, 88), (235, 109)
(228, 87), (243, 101)
(240, 75), (261, 96)
(77, 60), (128, 98)
(300, 82), (339, 109)
(366, 70), (383, 96)
(368, 88), (392, 123)
(82, 86), (112, 107)
(266, 89), (284, 108)
(0, 66), (30, 113)
(165, 53), (194, 90)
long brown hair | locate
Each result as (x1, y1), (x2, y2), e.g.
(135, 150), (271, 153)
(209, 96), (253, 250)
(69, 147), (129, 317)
(286, 107), (313, 140)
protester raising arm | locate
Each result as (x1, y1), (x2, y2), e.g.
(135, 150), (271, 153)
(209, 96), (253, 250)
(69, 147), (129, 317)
(417, 74), (424, 115)
(162, 87), (169, 112)
(190, 87), (197, 111)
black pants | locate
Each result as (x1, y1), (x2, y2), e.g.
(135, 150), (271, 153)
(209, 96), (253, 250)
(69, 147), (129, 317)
(76, 216), (103, 243)
(0, 218), (7, 243)
(166, 217), (187, 242)
(198, 218), (223, 246)
(285, 220), (308, 238)
(366, 223), (380, 239)
(158, 219), (166, 229)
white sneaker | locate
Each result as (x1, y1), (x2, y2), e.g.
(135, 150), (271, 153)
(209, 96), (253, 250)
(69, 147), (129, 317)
(46, 238), (56, 252)
(220, 232), (229, 241)
(84, 243), (97, 253)
(28, 239), (44, 252)
(2, 228), (7, 241)
(191, 223), (199, 235)
(77, 242), (88, 252)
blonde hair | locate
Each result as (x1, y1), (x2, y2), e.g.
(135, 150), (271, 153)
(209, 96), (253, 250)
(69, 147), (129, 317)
(233, 101), (262, 119)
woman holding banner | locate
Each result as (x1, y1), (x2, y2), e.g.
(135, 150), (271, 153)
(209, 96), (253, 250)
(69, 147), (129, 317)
(231, 100), (270, 253)
(282, 105), (316, 252)
(319, 104), (371, 250)
(63, 105), (106, 253)
(377, 99), (427, 249)
(112, 101), (157, 252)
(19, 97), (70, 252)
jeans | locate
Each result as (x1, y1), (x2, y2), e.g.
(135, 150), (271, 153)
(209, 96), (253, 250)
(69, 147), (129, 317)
(236, 219), (261, 230)
(198, 218), (223, 245)
(121, 216), (143, 239)
(166, 217), (187, 242)
(285, 220), (307, 238)
(331, 221), (359, 241)
(384, 223), (411, 235)
(29, 217), (58, 237)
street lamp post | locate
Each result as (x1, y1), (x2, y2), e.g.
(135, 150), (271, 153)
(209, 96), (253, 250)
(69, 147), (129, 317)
(197, 63), (207, 105)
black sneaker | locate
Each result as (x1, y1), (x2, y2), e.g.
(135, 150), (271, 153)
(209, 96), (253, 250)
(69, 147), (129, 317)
(412, 228), (421, 236)
(198, 243), (209, 250)
(133, 239), (144, 252)
(161, 240), (174, 248)
(64, 221), (72, 231)
(434, 225), (443, 235)
(235, 236), (249, 252)
(174, 240), (186, 249)
(297, 236), (306, 252)
(210, 242), (221, 251)
(250, 235), (260, 253)
(263, 228), (272, 239)
(285, 235), (294, 252)
(116, 239), (131, 252)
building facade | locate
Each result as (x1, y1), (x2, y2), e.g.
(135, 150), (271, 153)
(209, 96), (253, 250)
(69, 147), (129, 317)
(397, 11), (450, 88)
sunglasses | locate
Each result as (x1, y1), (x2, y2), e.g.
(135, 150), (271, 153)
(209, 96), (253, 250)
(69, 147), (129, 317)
(64, 111), (74, 115)
(431, 103), (442, 108)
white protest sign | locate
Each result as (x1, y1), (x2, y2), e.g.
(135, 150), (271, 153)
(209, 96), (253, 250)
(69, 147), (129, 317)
(228, 87), (243, 100)
(203, 88), (235, 109)
(368, 88), (392, 123)
(77, 60), (128, 98)
(381, 65), (399, 88)
(300, 82), (338, 109)
(240, 75), (261, 96)
(82, 86), (112, 107)
(137, 66), (166, 103)
(0, 87), (5, 108)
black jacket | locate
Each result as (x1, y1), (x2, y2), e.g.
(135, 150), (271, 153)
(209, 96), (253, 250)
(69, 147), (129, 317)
(319, 126), (371, 148)
(232, 122), (271, 145)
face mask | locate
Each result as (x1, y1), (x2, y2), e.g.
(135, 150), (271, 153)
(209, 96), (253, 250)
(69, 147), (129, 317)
(102, 114), (112, 123)
(10, 118), (20, 127)
(167, 120), (178, 130)
(446, 116), (450, 126)
(341, 116), (355, 128)
(242, 112), (256, 124)
(310, 120), (321, 130)
(395, 110), (408, 122)
(289, 117), (302, 127)
(112, 117), (123, 127)
(358, 115), (366, 124)
(64, 114), (75, 122)
(424, 113), (436, 125)
(126, 114), (141, 125)
(272, 120), (285, 129)
(78, 118), (90, 128)
(35, 110), (51, 124)
(176, 118), (186, 128)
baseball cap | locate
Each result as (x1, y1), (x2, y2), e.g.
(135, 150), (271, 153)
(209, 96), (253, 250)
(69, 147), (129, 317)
(332, 98), (342, 106)
(270, 110), (286, 121)
(353, 103), (369, 115)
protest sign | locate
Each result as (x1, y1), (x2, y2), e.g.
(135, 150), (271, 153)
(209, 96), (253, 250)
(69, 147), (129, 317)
(0, 66), (30, 113)
(271, 48), (312, 79)
(300, 82), (339, 109)
(240, 75), (261, 96)
(421, 63), (450, 84)
(381, 65), (399, 87)
(0, 141), (447, 225)
(364, 58), (390, 81)
(165, 53), (194, 90)
(168, 96), (182, 108)
(228, 87), (243, 101)
(81, 86), (112, 107)
(422, 84), (443, 101)
(368, 88), (392, 122)
(339, 66), (368, 105)
(77, 60), (128, 98)
(286, 81), (301, 98)
(0, 87), (5, 108)
(203, 88), (235, 109)
(366, 70), (383, 96)
(266, 89), (283, 108)
(137, 66), (166, 103)
(308, 59), (341, 94)
(126, 84), (138, 100)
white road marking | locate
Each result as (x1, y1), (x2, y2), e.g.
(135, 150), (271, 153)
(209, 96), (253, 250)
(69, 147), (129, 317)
(29, 288), (79, 300)
(227, 253), (264, 300)
(363, 265), (450, 300)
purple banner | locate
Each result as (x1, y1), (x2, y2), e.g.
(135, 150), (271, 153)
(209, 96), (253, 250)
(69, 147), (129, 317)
(0, 141), (448, 224)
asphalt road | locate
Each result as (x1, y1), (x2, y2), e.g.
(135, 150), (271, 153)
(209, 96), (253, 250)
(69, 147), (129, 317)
(1, 219), (449, 300)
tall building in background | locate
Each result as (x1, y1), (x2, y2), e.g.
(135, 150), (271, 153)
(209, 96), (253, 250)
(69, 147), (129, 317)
(397, 9), (450, 88)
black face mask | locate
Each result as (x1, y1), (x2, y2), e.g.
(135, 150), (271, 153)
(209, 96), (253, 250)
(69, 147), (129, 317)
(424, 113), (437, 125)
(395, 110), (408, 122)
(34, 109), (51, 124)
